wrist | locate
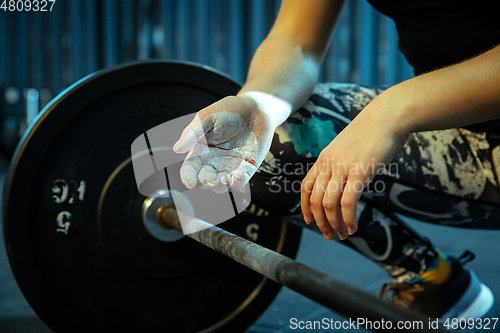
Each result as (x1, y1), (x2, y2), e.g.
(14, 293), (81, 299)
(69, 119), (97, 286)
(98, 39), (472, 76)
(376, 85), (416, 134)
(238, 91), (292, 128)
(359, 87), (411, 147)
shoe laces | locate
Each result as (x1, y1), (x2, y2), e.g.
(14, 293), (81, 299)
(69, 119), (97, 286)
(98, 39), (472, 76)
(379, 282), (425, 308)
(379, 250), (476, 309)
(458, 250), (475, 265)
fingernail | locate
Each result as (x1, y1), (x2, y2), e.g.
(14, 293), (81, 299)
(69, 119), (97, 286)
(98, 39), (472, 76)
(337, 232), (346, 241)
(208, 180), (218, 187)
(173, 140), (180, 151)
(303, 215), (310, 224)
(324, 233), (333, 241)
(220, 177), (228, 185)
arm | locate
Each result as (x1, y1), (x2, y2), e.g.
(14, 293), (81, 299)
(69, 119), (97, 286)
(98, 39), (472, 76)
(386, 45), (500, 132)
(174, 0), (344, 190)
(301, 44), (500, 241)
(239, 0), (345, 110)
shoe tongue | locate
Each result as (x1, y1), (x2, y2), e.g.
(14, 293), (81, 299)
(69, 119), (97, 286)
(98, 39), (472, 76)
(459, 250), (475, 264)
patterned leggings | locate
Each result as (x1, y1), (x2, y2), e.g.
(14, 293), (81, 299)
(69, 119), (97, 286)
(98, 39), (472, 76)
(250, 83), (500, 282)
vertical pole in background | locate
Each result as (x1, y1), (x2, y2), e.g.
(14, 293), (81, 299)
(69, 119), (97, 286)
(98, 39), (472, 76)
(49, 2), (61, 94)
(151, 1), (164, 59)
(102, 0), (119, 67)
(70, 0), (83, 82)
(39, 14), (52, 109)
(210, 0), (224, 71)
(138, 0), (153, 60)
(228, 0), (244, 84)
(194, 0), (209, 66)
(26, 88), (39, 125)
(86, 0), (99, 74)
(31, 12), (43, 93)
(204, 0), (215, 69)
(248, 0), (266, 58)
(25, 12), (43, 90)
(0, 9), (9, 88)
(357, 1), (379, 86)
(175, 0), (190, 61)
(121, 0), (136, 61)
(384, 17), (398, 86)
(15, 12), (27, 117)
(326, 2), (351, 83)
(159, 0), (174, 60)
(0, 7), (13, 143)
(28, 11), (43, 119)
(339, 2), (353, 83)
(346, 0), (358, 84)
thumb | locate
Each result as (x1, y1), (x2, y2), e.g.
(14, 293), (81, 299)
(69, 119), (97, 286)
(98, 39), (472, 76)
(173, 114), (210, 154)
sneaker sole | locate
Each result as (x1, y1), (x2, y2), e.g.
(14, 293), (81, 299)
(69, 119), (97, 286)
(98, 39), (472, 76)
(440, 269), (494, 321)
(457, 283), (494, 320)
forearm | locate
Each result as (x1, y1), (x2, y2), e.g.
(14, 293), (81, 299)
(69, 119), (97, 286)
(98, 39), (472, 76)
(237, 0), (344, 113)
(386, 45), (500, 133)
(238, 34), (322, 112)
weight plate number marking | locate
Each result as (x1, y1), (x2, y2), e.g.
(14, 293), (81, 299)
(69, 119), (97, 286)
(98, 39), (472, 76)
(245, 223), (260, 242)
(51, 179), (86, 234)
(56, 211), (71, 235)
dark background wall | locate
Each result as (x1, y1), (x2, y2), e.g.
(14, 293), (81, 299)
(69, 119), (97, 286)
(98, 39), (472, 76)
(0, 0), (413, 158)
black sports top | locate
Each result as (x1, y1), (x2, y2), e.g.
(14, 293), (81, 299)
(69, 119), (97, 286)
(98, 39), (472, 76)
(367, 0), (500, 75)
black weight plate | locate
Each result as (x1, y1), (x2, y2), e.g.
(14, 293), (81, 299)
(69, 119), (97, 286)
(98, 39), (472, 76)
(3, 61), (302, 333)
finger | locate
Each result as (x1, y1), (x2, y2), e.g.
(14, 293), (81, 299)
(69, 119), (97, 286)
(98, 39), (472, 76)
(230, 172), (250, 191)
(180, 164), (198, 189)
(309, 172), (335, 241)
(173, 114), (212, 154)
(198, 165), (219, 187)
(229, 161), (255, 191)
(341, 177), (365, 235)
(322, 176), (348, 240)
(173, 130), (197, 154)
(211, 173), (230, 194)
(179, 150), (202, 189)
(219, 172), (230, 186)
(301, 166), (320, 225)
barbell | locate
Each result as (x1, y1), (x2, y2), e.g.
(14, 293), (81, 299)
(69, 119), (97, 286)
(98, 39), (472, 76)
(3, 61), (448, 332)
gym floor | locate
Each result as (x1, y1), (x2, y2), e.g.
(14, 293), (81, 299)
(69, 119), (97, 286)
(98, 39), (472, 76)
(0, 162), (499, 333)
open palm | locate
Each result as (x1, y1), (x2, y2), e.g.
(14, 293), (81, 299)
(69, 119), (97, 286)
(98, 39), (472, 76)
(173, 96), (275, 193)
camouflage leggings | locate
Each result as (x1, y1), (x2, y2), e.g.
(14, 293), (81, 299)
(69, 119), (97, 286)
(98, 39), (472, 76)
(250, 83), (500, 282)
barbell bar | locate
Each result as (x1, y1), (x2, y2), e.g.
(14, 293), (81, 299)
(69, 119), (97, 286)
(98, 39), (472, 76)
(159, 205), (449, 333)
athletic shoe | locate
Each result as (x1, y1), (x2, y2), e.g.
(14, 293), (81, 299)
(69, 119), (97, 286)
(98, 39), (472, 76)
(379, 251), (494, 321)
